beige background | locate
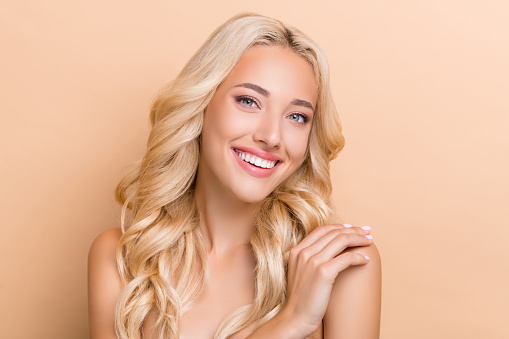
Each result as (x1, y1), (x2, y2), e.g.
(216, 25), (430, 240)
(1, 1), (507, 338)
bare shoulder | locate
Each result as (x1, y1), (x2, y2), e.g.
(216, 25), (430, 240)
(344, 241), (381, 268)
(323, 242), (382, 338)
(89, 227), (122, 258)
(88, 227), (123, 339)
(338, 242), (381, 297)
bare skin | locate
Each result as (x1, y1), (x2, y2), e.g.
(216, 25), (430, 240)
(88, 226), (380, 338)
(88, 46), (381, 338)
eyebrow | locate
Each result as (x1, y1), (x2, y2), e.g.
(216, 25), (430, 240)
(233, 82), (315, 112)
(291, 99), (315, 112)
(234, 83), (269, 96)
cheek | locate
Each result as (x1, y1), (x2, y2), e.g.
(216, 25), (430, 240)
(203, 101), (248, 141)
(283, 128), (311, 163)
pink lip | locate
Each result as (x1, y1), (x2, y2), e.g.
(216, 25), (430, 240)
(231, 147), (282, 178)
(232, 146), (283, 162)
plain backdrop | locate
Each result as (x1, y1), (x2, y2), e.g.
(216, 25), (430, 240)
(1, 1), (508, 338)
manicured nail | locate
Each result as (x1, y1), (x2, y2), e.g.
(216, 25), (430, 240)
(343, 224), (352, 228)
(364, 255), (370, 261)
(365, 234), (373, 240)
(361, 226), (371, 231)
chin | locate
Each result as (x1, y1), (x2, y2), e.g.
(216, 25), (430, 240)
(230, 184), (274, 204)
(235, 192), (271, 204)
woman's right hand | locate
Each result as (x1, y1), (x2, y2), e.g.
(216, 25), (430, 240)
(280, 223), (373, 337)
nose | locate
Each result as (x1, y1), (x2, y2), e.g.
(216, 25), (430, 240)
(253, 111), (281, 149)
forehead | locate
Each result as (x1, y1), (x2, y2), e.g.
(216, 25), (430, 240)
(220, 45), (318, 105)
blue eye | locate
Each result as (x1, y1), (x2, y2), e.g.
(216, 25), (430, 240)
(288, 113), (308, 124)
(237, 96), (258, 107)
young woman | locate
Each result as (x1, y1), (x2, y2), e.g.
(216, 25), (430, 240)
(88, 13), (381, 339)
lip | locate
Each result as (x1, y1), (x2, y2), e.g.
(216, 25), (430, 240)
(231, 147), (282, 178)
(232, 146), (283, 162)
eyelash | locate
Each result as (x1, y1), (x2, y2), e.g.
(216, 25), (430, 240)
(235, 95), (259, 108)
(287, 112), (309, 124)
(235, 95), (309, 124)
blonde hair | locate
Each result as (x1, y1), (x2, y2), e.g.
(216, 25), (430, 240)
(115, 13), (345, 338)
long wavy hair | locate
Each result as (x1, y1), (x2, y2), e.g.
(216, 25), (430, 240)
(115, 12), (345, 339)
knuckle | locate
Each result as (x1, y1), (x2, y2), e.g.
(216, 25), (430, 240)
(336, 233), (348, 244)
(308, 255), (321, 268)
(319, 225), (333, 234)
(321, 224), (337, 232)
(299, 248), (311, 262)
(317, 263), (331, 278)
(289, 247), (299, 259)
(313, 225), (326, 234)
(330, 229), (342, 236)
(332, 224), (344, 231)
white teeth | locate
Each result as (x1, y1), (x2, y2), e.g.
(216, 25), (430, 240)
(234, 149), (277, 169)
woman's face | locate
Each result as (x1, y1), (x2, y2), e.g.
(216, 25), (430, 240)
(198, 45), (317, 203)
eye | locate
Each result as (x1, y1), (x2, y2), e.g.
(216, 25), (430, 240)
(287, 113), (308, 124)
(236, 96), (259, 108)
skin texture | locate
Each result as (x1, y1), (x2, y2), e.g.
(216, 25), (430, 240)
(88, 46), (381, 339)
(197, 45), (316, 205)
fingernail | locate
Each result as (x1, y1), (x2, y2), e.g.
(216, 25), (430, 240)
(364, 255), (370, 261)
(361, 226), (371, 231)
(343, 224), (352, 228)
(365, 234), (373, 240)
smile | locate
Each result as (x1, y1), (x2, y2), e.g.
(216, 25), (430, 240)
(234, 150), (278, 169)
(231, 147), (282, 178)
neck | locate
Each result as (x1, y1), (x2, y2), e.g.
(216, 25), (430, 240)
(194, 174), (259, 256)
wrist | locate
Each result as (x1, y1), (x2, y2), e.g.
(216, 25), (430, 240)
(246, 307), (313, 339)
(276, 306), (316, 339)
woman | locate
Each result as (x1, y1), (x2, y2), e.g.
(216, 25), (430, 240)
(88, 13), (381, 339)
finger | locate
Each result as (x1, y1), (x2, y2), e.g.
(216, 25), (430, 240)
(332, 226), (371, 235)
(294, 225), (371, 256)
(344, 225), (372, 235)
(292, 224), (352, 251)
(294, 229), (347, 263)
(311, 233), (373, 264)
(318, 251), (370, 281)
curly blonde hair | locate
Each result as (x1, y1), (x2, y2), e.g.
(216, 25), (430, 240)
(114, 12), (345, 339)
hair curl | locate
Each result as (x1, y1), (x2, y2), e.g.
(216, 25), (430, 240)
(114, 12), (345, 339)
